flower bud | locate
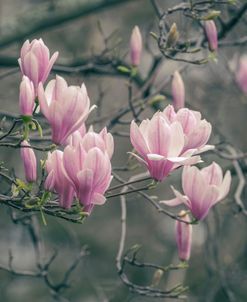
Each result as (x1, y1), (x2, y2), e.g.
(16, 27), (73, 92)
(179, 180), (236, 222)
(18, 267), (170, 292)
(204, 20), (218, 52)
(235, 55), (247, 95)
(20, 140), (37, 182)
(175, 211), (192, 261)
(172, 71), (185, 110)
(130, 26), (142, 66)
(19, 76), (35, 116)
(166, 23), (179, 48)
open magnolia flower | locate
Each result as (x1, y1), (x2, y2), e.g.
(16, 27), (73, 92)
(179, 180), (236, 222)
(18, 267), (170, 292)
(63, 143), (113, 214)
(160, 162), (231, 220)
(38, 75), (96, 145)
(162, 105), (213, 154)
(130, 111), (202, 181)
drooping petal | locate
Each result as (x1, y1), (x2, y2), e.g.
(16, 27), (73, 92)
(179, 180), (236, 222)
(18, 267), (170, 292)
(160, 197), (183, 207)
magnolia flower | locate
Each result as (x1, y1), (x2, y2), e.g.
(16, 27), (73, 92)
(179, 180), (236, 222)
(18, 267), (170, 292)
(38, 75), (96, 145)
(45, 150), (74, 209)
(204, 20), (218, 52)
(175, 211), (192, 261)
(69, 126), (114, 159)
(172, 71), (185, 110)
(18, 39), (58, 92)
(130, 112), (201, 181)
(130, 26), (142, 66)
(63, 144), (112, 213)
(20, 140), (37, 182)
(19, 76), (35, 116)
(161, 162), (231, 220)
(162, 105), (213, 154)
(235, 55), (247, 95)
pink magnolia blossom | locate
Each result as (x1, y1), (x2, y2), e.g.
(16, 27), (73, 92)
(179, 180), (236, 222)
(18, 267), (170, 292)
(19, 76), (35, 116)
(130, 26), (142, 66)
(235, 55), (247, 95)
(130, 112), (201, 181)
(18, 39), (58, 92)
(38, 76), (96, 145)
(20, 140), (37, 182)
(160, 162), (231, 220)
(163, 105), (213, 154)
(45, 150), (74, 209)
(175, 211), (192, 261)
(69, 126), (114, 159)
(204, 20), (218, 52)
(172, 71), (185, 110)
(63, 144), (112, 213)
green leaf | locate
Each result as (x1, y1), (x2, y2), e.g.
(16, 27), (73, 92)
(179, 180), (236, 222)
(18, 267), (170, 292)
(148, 94), (166, 105)
(150, 31), (158, 40)
(117, 65), (131, 73)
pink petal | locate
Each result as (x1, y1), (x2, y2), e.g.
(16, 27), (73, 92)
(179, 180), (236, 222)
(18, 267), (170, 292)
(41, 51), (59, 83)
(77, 169), (94, 208)
(130, 121), (150, 158)
(217, 170), (231, 201)
(147, 113), (171, 156)
(38, 83), (50, 119)
(160, 197), (183, 207)
(167, 122), (184, 157)
(93, 193), (106, 205)
(201, 162), (223, 186)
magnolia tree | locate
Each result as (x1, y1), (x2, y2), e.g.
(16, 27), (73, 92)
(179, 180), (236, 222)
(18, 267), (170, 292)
(0, 0), (246, 301)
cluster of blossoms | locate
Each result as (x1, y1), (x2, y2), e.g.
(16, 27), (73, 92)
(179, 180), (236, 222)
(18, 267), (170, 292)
(129, 24), (231, 261)
(18, 39), (113, 214)
(17, 25), (232, 263)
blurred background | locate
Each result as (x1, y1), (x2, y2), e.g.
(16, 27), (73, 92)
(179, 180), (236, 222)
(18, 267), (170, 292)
(0, 0), (247, 301)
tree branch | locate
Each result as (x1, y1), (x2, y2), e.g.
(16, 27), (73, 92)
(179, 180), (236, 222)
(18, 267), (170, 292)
(0, 0), (138, 48)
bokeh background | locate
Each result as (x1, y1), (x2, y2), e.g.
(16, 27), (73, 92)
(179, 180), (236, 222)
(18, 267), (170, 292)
(0, 0), (247, 301)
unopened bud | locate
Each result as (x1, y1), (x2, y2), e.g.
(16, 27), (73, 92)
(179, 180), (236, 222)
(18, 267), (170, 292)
(19, 76), (35, 116)
(175, 211), (192, 262)
(166, 23), (179, 48)
(204, 20), (218, 52)
(235, 55), (247, 95)
(20, 140), (37, 183)
(130, 26), (142, 66)
(172, 71), (185, 110)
